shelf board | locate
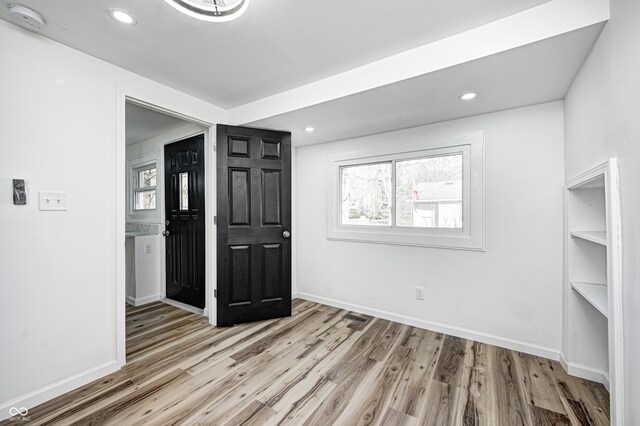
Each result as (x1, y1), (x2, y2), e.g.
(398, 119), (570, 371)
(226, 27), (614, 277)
(570, 231), (607, 246)
(571, 281), (608, 318)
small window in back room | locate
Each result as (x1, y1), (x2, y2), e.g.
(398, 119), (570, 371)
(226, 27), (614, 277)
(133, 164), (157, 210)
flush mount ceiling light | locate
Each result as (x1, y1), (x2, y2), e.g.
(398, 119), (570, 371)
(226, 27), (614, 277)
(304, 127), (315, 133)
(459, 92), (478, 101)
(164, 0), (250, 22)
(108, 8), (136, 25)
(7, 4), (45, 30)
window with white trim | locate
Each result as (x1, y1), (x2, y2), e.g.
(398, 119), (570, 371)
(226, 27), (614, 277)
(133, 164), (157, 211)
(327, 132), (484, 250)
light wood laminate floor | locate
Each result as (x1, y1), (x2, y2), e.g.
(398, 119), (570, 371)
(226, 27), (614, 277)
(3, 300), (609, 425)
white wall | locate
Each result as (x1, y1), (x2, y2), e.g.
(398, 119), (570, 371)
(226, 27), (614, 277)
(0, 20), (225, 412)
(564, 0), (640, 422)
(296, 102), (565, 356)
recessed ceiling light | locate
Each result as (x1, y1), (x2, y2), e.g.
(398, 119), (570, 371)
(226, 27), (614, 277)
(108, 8), (136, 25)
(459, 92), (478, 101)
(304, 127), (315, 133)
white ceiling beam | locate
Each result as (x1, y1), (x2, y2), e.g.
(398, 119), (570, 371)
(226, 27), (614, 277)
(228, 0), (609, 125)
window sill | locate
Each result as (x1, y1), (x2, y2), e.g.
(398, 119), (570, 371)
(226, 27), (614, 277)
(327, 230), (485, 251)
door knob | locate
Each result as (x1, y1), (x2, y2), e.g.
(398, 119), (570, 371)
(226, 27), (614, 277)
(162, 230), (170, 237)
(283, 231), (291, 238)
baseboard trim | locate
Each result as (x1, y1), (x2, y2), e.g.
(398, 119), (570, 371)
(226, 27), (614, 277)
(126, 294), (162, 307)
(0, 360), (119, 421)
(559, 352), (609, 389)
(297, 292), (560, 362)
(292, 291), (298, 300)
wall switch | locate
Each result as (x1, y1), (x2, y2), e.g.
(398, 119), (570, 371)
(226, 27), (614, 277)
(39, 191), (67, 211)
(415, 287), (425, 300)
(144, 244), (152, 254)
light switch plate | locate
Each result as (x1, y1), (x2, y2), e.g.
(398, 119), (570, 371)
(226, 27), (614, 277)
(39, 191), (67, 211)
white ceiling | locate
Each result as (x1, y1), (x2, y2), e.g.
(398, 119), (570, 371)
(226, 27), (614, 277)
(2, 0), (608, 148)
(126, 103), (190, 145)
(0, 0), (551, 108)
(250, 24), (605, 146)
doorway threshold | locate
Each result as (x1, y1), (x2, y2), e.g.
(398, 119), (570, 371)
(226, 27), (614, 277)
(162, 298), (205, 316)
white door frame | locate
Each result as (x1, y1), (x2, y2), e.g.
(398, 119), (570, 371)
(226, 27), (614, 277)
(115, 86), (218, 367)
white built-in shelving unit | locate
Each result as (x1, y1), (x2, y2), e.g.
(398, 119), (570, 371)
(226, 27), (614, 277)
(562, 159), (623, 425)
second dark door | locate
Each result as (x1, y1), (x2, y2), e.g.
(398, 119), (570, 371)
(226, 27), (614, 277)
(217, 125), (292, 326)
(164, 134), (206, 309)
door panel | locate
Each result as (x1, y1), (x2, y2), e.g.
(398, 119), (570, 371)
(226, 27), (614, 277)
(229, 168), (251, 226)
(261, 139), (281, 159)
(229, 136), (250, 157)
(262, 170), (281, 225)
(164, 134), (206, 309)
(261, 243), (283, 300)
(217, 125), (291, 326)
(229, 245), (251, 305)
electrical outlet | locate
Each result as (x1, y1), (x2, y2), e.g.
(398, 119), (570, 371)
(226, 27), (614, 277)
(415, 287), (425, 300)
(144, 244), (152, 254)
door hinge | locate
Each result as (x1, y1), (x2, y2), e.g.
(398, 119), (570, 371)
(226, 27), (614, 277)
(214, 289), (217, 298)
(214, 215), (217, 225)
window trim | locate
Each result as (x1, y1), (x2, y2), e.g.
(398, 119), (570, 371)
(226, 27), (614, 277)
(132, 163), (158, 211)
(127, 151), (161, 223)
(326, 131), (485, 251)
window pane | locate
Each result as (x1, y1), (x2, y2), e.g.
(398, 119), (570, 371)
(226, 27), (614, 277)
(135, 190), (156, 210)
(395, 154), (463, 228)
(179, 172), (189, 211)
(341, 163), (391, 226)
(137, 167), (156, 189)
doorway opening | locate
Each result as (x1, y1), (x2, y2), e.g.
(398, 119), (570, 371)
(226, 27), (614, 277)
(164, 134), (206, 310)
(122, 99), (213, 364)
(116, 93), (294, 366)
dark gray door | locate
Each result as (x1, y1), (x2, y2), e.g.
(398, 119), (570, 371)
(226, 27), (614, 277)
(216, 125), (291, 326)
(164, 134), (206, 309)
